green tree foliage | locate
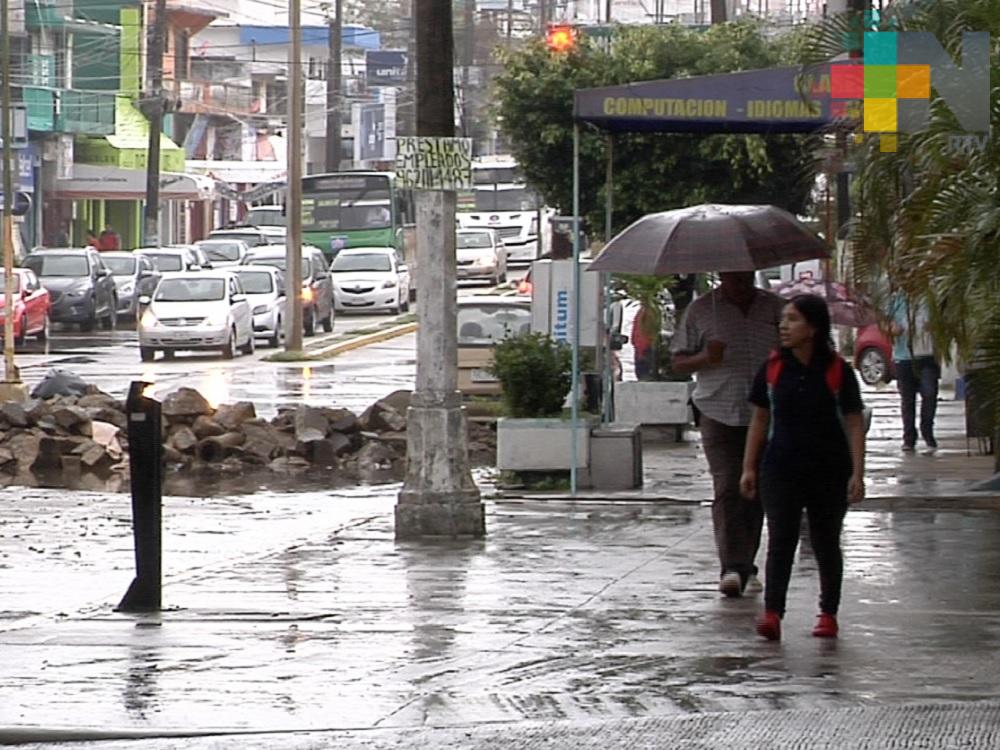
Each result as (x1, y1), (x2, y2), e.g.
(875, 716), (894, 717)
(490, 333), (573, 418)
(804, 0), (1000, 463)
(492, 21), (820, 234)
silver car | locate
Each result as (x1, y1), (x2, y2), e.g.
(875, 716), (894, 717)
(195, 239), (250, 268)
(101, 252), (160, 319)
(234, 266), (286, 348)
(137, 271), (255, 361)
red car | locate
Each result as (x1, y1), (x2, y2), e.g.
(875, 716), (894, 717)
(853, 323), (895, 385)
(0, 268), (51, 345)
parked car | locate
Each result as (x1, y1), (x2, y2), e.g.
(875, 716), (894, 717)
(234, 266), (286, 348)
(195, 239), (250, 268)
(457, 228), (507, 285)
(137, 271), (254, 361)
(22, 248), (117, 331)
(330, 247), (412, 315)
(853, 323), (895, 385)
(242, 244), (334, 335)
(456, 295), (532, 396)
(169, 244), (215, 270)
(136, 246), (204, 273)
(101, 251), (160, 319)
(0, 268), (51, 344)
(207, 226), (282, 247)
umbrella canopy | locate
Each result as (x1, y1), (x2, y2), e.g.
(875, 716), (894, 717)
(588, 204), (830, 275)
(772, 277), (877, 327)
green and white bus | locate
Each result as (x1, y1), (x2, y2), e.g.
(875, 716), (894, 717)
(301, 172), (414, 264)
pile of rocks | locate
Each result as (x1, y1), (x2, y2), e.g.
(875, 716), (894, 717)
(0, 386), (497, 486)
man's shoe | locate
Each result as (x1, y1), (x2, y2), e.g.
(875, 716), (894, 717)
(901, 443), (916, 453)
(744, 574), (763, 594)
(719, 571), (742, 598)
(812, 613), (839, 638)
(756, 610), (781, 641)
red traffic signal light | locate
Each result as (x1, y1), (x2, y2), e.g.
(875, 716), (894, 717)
(546, 24), (577, 53)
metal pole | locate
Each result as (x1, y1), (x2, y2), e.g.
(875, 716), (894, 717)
(285, 0), (304, 351)
(570, 124), (581, 495)
(0, 0), (21, 393)
(143, 0), (167, 247)
(461, 0), (475, 138)
(325, 0), (342, 172)
(602, 135), (613, 423)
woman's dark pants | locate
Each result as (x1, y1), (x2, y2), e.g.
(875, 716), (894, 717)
(759, 472), (848, 617)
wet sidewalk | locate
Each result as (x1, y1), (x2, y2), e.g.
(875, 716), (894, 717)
(1, 385), (999, 748)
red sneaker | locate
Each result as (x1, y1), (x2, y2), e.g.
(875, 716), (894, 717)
(756, 610), (781, 641)
(812, 613), (839, 638)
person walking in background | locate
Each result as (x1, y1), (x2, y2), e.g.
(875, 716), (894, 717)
(84, 229), (100, 250)
(889, 294), (940, 454)
(631, 304), (658, 381)
(671, 271), (785, 598)
(740, 295), (866, 642)
(98, 223), (121, 251)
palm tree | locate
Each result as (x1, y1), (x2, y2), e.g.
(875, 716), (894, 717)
(804, 0), (1000, 470)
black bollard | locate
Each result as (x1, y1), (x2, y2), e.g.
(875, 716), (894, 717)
(117, 381), (163, 612)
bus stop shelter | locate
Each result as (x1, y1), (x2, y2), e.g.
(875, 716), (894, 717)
(565, 63), (848, 492)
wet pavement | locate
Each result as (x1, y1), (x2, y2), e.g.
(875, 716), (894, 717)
(1, 399), (998, 747)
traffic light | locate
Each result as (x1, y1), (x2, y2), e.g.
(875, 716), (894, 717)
(545, 24), (577, 53)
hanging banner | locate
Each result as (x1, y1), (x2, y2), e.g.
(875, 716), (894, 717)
(395, 137), (473, 191)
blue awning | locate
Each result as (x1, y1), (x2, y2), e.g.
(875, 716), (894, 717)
(574, 65), (849, 134)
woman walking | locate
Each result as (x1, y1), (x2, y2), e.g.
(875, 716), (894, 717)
(739, 294), (866, 641)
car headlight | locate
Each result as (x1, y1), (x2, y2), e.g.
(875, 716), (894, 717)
(140, 308), (157, 328)
(382, 278), (397, 289)
(302, 286), (314, 302)
(120, 283), (135, 296)
(203, 310), (229, 327)
(252, 304), (269, 315)
(477, 254), (496, 266)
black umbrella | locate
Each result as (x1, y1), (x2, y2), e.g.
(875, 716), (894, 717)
(588, 203), (830, 275)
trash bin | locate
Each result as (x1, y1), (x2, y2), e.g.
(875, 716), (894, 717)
(589, 423), (643, 490)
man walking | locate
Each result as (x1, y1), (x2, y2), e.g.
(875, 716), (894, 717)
(98, 223), (121, 252)
(671, 272), (784, 597)
(889, 295), (940, 453)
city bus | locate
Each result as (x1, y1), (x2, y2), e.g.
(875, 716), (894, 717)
(301, 172), (415, 264)
(456, 156), (552, 264)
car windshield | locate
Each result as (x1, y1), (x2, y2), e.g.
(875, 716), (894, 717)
(247, 256), (311, 280)
(144, 253), (183, 272)
(199, 242), (242, 262)
(0, 273), (22, 292)
(210, 231), (266, 246)
(235, 270), (274, 294)
(245, 208), (286, 227)
(24, 255), (89, 277)
(154, 278), (225, 302)
(331, 253), (391, 273)
(458, 233), (492, 249)
(457, 305), (531, 345)
(103, 257), (137, 276)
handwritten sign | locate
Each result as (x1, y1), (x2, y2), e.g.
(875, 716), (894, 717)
(395, 137), (472, 191)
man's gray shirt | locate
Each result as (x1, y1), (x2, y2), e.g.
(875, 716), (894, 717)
(671, 289), (784, 427)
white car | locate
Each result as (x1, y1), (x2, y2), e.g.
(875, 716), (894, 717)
(234, 266), (286, 348)
(331, 247), (412, 315)
(456, 228), (507, 285)
(137, 271), (255, 361)
(136, 246), (204, 273)
(195, 238), (251, 268)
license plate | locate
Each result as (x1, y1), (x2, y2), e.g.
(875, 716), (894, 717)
(471, 369), (497, 383)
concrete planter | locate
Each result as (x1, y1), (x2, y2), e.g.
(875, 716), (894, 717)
(496, 417), (594, 471)
(614, 381), (694, 427)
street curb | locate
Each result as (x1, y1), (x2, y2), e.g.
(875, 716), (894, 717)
(492, 492), (1000, 509)
(307, 322), (417, 359)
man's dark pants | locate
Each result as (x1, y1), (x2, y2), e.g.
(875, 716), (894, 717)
(895, 356), (940, 447)
(700, 415), (762, 584)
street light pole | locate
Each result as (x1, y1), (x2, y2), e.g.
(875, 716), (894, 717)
(325, 0), (342, 172)
(0, 0), (26, 400)
(285, 0), (304, 352)
(143, 0), (168, 247)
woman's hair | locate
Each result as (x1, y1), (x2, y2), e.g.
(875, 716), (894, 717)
(788, 293), (834, 355)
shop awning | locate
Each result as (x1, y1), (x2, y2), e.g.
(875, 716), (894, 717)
(186, 159), (287, 185)
(76, 98), (186, 172)
(574, 65), (844, 134)
(52, 164), (216, 201)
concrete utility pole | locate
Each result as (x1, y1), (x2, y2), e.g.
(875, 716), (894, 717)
(395, 0), (484, 539)
(325, 0), (342, 172)
(285, 0), (304, 351)
(0, 0), (25, 401)
(143, 0), (168, 247)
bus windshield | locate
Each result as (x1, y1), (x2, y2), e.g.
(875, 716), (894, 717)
(302, 174), (393, 232)
(473, 187), (538, 212)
